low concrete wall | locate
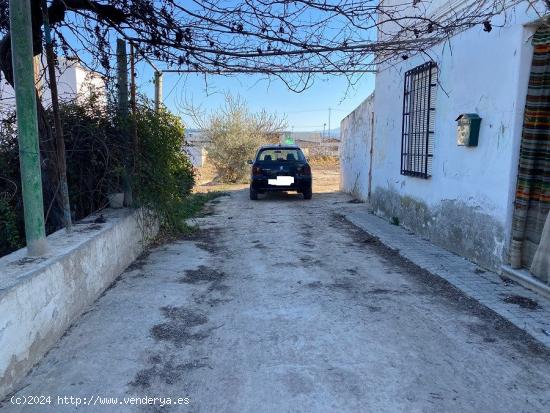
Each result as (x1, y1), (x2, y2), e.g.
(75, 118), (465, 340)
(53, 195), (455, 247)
(0, 209), (158, 399)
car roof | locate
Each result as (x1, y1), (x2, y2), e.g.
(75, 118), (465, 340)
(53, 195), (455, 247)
(258, 144), (301, 150)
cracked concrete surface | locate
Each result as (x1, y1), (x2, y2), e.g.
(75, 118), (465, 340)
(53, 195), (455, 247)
(1, 190), (549, 413)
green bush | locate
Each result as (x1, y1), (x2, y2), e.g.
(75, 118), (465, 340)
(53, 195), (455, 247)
(61, 98), (124, 217)
(0, 116), (24, 256)
(134, 106), (195, 232)
(0, 197), (22, 256)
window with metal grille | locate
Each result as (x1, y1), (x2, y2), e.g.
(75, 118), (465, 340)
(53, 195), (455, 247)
(401, 61), (437, 178)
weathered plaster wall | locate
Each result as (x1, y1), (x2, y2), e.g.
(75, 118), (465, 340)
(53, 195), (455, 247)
(184, 145), (207, 167)
(340, 94), (374, 200)
(0, 209), (158, 399)
(342, 2), (543, 271)
(370, 187), (505, 270)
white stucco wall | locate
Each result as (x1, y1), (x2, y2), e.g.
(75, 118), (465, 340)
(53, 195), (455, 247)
(342, 1), (546, 270)
(72, 64), (106, 104)
(0, 56), (106, 116)
(340, 94), (374, 200)
(375, 23), (532, 208)
(184, 144), (207, 167)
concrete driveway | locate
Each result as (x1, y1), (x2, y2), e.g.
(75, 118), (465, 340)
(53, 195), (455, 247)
(2, 189), (549, 413)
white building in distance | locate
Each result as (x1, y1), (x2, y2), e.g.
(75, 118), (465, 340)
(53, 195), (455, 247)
(0, 55), (106, 116)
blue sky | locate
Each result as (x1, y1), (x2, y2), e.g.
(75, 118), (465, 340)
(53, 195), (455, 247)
(57, 2), (376, 133)
(121, 0), (377, 132)
(134, 63), (375, 133)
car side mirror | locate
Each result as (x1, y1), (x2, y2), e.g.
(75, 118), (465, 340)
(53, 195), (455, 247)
(247, 159), (253, 165)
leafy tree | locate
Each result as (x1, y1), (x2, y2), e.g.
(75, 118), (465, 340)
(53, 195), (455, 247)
(191, 95), (285, 183)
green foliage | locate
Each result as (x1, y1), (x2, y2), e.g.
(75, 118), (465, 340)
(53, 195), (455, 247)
(0, 197), (22, 255)
(61, 98), (197, 235)
(175, 191), (226, 234)
(60, 97), (124, 216)
(181, 191), (225, 217)
(196, 95), (285, 183)
(0, 96), (198, 256)
(0, 116), (24, 256)
(134, 106), (195, 233)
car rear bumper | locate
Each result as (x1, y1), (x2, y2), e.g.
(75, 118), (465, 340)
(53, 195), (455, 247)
(251, 176), (312, 192)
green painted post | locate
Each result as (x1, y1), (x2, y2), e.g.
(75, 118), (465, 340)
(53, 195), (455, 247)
(9, 0), (48, 255)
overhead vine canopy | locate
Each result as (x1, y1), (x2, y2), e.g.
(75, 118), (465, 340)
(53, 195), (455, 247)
(0, 0), (548, 91)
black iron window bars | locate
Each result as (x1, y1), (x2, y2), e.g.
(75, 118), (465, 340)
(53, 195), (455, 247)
(401, 61), (437, 179)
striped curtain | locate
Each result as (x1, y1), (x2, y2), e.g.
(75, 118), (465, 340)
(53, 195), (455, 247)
(510, 26), (550, 285)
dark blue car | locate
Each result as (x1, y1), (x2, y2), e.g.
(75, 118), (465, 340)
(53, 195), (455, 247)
(248, 145), (312, 200)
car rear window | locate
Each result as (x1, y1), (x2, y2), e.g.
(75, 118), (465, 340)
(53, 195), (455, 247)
(257, 149), (305, 162)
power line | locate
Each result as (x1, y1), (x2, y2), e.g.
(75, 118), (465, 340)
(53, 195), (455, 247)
(164, 75), (183, 100)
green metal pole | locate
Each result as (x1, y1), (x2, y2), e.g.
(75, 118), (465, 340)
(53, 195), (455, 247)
(9, 0), (48, 256)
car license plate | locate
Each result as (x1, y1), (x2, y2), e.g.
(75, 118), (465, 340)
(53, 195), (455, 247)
(268, 176), (294, 186)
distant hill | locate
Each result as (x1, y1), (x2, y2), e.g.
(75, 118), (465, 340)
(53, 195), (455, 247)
(281, 128), (340, 141)
(186, 128), (341, 144)
(323, 128), (341, 139)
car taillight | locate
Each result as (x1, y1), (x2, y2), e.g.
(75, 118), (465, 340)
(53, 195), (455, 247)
(301, 164), (311, 175)
(252, 165), (262, 176)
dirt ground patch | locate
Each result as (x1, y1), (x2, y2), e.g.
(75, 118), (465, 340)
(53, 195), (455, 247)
(130, 357), (207, 388)
(179, 227), (224, 254)
(503, 295), (540, 310)
(150, 306), (209, 346)
(179, 265), (225, 284)
(194, 159), (340, 194)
